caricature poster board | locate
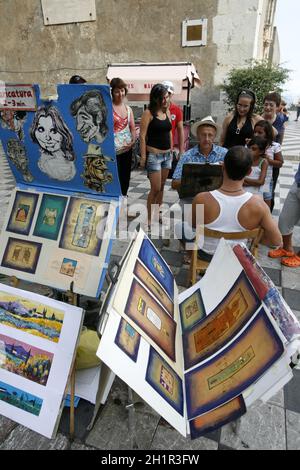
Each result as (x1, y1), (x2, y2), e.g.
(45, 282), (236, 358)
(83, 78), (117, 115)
(0, 83), (121, 296)
(0, 282), (84, 438)
(97, 231), (300, 438)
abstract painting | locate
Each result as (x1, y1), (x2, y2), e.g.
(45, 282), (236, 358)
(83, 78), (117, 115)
(179, 289), (206, 332)
(189, 395), (246, 439)
(1, 237), (42, 274)
(114, 318), (141, 362)
(183, 272), (260, 369)
(59, 197), (104, 256)
(6, 191), (38, 235)
(146, 347), (183, 416)
(33, 193), (68, 240)
(185, 308), (284, 419)
(138, 237), (174, 299)
(124, 278), (176, 361)
(133, 259), (174, 317)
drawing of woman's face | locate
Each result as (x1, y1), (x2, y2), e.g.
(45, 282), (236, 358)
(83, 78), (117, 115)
(35, 115), (63, 153)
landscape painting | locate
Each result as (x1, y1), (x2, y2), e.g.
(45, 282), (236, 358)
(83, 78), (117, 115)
(0, 380), (43, 416)
(0, 291), (64, 343)
(0, 332), (53, 386)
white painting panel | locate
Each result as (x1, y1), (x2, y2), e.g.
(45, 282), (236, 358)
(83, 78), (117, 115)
(41, 0), (96, 25)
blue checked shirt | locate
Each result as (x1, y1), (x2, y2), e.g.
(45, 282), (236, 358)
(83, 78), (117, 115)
(172, 144), (227, 180)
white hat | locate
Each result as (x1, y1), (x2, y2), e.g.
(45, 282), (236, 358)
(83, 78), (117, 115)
(162, 80), (175, 94)
(191, 115), (217, 136)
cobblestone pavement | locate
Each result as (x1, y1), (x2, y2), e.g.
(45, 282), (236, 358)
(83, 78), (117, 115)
(0, 116), (300, 450)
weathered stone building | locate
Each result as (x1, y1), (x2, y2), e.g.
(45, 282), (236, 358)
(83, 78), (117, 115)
(0, 0), (279, 120)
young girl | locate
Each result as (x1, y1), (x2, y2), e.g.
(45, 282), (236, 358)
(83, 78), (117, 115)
(244, 136), (268, 196)
(253, 120), (283, 209)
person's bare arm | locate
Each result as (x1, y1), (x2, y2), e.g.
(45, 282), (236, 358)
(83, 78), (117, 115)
(177, 120), (185, 155)
(171, 179), (181, 191)
(266, 150), (283, 168)
(139, 110), (151, 169)
(219, 114), (231, 146)
(259, 201), (282, 246)
(244, 160), (268, 187)
(129, 107), (136, 143)
(192, 193), (207, 228)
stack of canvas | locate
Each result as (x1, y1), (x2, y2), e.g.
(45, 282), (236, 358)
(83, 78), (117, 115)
(97, 230), (300, 439)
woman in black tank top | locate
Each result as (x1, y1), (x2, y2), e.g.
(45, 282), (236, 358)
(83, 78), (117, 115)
(140, 84), (172, 228)
(220, 89), (262, 148)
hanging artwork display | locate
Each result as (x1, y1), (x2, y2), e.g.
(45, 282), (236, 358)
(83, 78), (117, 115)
(0, 83), (121, 296)
(97, 230), (300, 439)
(0, 282), (84, 438)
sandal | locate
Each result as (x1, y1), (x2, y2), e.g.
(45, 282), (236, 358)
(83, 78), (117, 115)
(281, 255), (300, 267)
(268, 248), (294, 258)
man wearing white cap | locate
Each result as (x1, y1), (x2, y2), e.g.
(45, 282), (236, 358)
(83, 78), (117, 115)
(162, 80), (185, 166)
(172, 116), (227, 192)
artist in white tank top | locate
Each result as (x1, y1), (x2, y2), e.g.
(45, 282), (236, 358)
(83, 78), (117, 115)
(203, 190), (253, 254)
(190, 146), (282, 259)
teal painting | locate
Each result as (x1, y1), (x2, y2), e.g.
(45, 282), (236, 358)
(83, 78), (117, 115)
(33, 194), (68, 240)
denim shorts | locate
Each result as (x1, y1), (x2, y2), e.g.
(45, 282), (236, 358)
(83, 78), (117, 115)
(263, 179), (273, 201)
(147, 151), (172, 174)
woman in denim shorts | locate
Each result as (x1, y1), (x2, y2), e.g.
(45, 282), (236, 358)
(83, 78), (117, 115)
(140, 84), (172, 226)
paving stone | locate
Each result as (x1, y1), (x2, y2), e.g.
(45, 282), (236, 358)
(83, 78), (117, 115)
(150, 423), (218, 450)
(70, 442), (96, 450)
(263, 267), (281, 287)
(286, 410), (300, 450)
(86, 392), (160, 450)
(160, 250), (184, 267)
(282, 288), (300, 311)
(282, 268), (300, 290)
(128, 187), (147, 193)
(218, 443), (235, 450)
(0, 427), (70, 450)
(0, 416), (18, 441)
(284, 369), (300, 413)
(175, 268), (190, 288)
(220, 401), (286, 450)
(266, 389), (284, 408)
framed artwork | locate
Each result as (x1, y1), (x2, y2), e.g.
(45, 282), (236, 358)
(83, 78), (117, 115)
(146, 347), (183, 416)
(179, 289), (206, 332)
(133, 259), (174, 317)
(45, 249), (91, 290)
(114, 318), (141, 362)
(0, 289), (64, 343)
(59, 197), (103, 256)
(0, 380), (43, 416)
(185, 308), (284, 419)
(33, 194), (68, 240)
(1, 238), (42, 274)
(124, 278), (177, 361)
(189, 395), (246, 439)
(183, 273), (260, 369)
(0, 332), (54, 386)
(6, 191), (39, 235)
(138, 238), (174, 299)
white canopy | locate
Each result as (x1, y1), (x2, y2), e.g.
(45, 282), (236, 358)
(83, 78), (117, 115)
(106, 62), (201, 95)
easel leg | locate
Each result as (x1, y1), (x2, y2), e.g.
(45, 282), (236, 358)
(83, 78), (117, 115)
(70, 361), (76, 440)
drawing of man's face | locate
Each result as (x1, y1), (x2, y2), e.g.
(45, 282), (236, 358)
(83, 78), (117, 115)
(34, 116), (63, 153)
(75, 102), (103, 143)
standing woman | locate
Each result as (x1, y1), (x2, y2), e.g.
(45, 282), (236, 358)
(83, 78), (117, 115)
(139, 84), (172, 226)
(111, 77), (136, 196)
(220, 89), (262, 148)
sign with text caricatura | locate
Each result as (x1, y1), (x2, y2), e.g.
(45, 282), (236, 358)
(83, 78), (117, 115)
(0, 84), (120, 297)
(0, 83), (121, 197)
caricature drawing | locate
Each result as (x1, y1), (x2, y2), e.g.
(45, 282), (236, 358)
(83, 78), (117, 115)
(70, 90), (108, 143)
(0, 110), (27, 140)
(7, 139), (34, 182)
(30, 106), (76, 181)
